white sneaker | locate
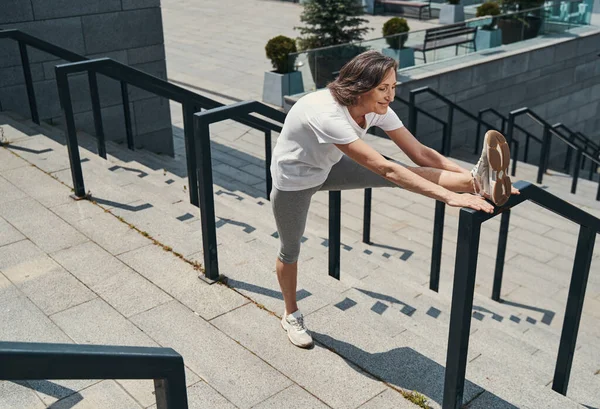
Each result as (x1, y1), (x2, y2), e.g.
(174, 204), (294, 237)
(281, 310), (313, 348)
(471, 130), (512, 206)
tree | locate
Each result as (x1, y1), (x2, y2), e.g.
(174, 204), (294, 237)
(296, 0), (372, 50)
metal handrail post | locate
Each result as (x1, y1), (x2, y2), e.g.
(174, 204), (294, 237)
(363, 188), (372, 244)
(492, 210), (510, 301)
(182, 103), (199, 206)
(193, 115), (219, 280)
(121, 81), (134, 151)
(329, 191), (341, 280)
(445, 106), (454, 156)
(571, 150), (582, 194)
(408, 92), (418, 134)
(264, 130), (272, 198)
(430, 201), (445, 292)
(507, 113), (516, 176)
(56, 70), (86, 198)
(88, 72), (106, 159)
(18, 41), (39, 125)
(552, 225), (596, 394)
(474, 111), (483, 154)
(443, 210), (481, 409)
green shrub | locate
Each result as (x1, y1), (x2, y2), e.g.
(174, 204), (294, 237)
(477, 1), (501, 16)
(296, 0), (371, 50)
(448, 0), (461, 5)
(265, 35), (297, 74)
(382, 17), (410, 49)
(477, 1), (501, 29)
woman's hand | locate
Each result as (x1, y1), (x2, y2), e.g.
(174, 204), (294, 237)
(446, 192), (495, 214)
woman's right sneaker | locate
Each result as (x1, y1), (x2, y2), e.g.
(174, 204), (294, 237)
(471, 130), (512, 206)
(281, 310), (314, 348)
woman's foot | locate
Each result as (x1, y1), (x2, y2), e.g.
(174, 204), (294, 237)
(471, 130), (512, 206)
(281, 310), (314, 348)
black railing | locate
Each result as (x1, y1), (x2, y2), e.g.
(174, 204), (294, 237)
(552, 123), (600, 180)
(0, 341), (188, 408)
(193, 101), (285, 279)
(506, 108), (600, 198)
(0, 29), (90, 125)
(54, 58), (280, 207)
(443, 180), (599, 409)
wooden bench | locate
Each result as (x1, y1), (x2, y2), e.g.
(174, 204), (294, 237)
(413, 23), (477, 63)
(375, 0), (432, 20)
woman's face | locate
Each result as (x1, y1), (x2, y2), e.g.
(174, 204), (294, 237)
(359, 68), (397, 115)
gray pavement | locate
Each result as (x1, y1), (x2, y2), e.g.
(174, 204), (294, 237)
(162, 0), (439, 102)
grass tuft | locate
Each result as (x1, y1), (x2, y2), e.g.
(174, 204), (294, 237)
(401, 390), (429, 408)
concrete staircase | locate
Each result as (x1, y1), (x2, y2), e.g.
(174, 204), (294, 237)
(1, 110), (599, 409)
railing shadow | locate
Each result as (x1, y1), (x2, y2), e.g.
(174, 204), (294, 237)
(499, 299), (556, 326)
(312, 332), (519, 409)
(225, 278), (311, 302)
(89, 198), (153, 213)
(12, 380), (83, 409)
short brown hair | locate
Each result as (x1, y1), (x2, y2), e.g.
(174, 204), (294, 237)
(327, 50), (398, 106)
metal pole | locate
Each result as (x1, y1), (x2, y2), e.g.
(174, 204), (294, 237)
(18, 41), (39, 125)
(154, 366), (189, 409)
(443, 210), (481, 409)
(524, 134), (530, 163)
(474, 111), (483, 155)
(511, 140), (519, 177)
(552, 225), (596, 395)
(571, 150), (582, 194)
(56, 71), (86, 198)
(537, 125), (551, 184)
(265, 130), (272, 199)
(121, 81), (134, 151)
(430, 201), (445, 292)
(328, 191), (341, 280)
(408, 92), (418, 135)
(182, 103), (199, 206)
(445, 106), (454, 156)
(363, 188), (372, 244)
(194, 115), (219, 280)
(507, 114), (516, 176)
(492, 210), (510, 302)
(88, 72), (106, 159)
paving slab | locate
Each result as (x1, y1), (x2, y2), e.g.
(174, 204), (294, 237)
(0, 146), (28, 172)
(0, 216), (25, 247)
(50, 298), (158, 347)
(0, 197), (88, 254)
(0, 381), (45, 409)
(119, 244), (249, 320)
(252, 384), (331, 409)
(2, 256), (96, 316)
(212, 303), (387, 409)
(51, 241), (173, 318)
(358, 388), (421, 409)
(0, 174), (28, 205)
(49, 380), (143, 409)
(131, 301), (292, 409)
(26, 379), (102, 407)
(1, 164), (72, 208)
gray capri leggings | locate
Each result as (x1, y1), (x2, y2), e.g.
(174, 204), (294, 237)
(271, 155), (399, 264)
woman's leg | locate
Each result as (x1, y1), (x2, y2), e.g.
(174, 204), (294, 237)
(320, 155), (474, 193)
(271, 186), (319, 315)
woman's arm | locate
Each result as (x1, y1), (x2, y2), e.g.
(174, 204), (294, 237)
(335, 139), (493, 213)
(385, 127), (470, 175)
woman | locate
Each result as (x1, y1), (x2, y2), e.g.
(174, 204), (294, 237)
(270, 51), (515, 348)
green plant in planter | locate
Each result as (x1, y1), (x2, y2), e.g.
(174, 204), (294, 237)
(296, 0), (371, 50)
(265, 35), (298, 74)
(296, 0), (372, 88)
(382, 17), (410, 50)
(448, 0), (461, 5)
(477, 1), (501, 29)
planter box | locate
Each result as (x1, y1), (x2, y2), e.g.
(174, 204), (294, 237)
(262, 71), (304, 107)
(439, 4), (465, 24)
(363, 0), (376, 14)
(382, 47), (416, 69)
(475, 28), (502, 50)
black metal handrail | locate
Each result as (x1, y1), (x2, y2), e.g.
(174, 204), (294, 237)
(0, 341), (188, 408)
(507, 108), (600, 198)
(443, 180), (599, 409)
(553, 123), (600, 179)
(193, 100), (286, 279)
(54, 58), (283, 208)
(477, 107), (539, 164)
(408, 86), (520, 157)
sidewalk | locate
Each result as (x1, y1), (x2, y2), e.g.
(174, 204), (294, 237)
(162, 0), (439, 102)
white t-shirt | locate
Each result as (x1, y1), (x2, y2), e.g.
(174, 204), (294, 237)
(271, 89), (404, 191)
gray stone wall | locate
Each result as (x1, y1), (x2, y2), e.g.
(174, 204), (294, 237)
(390, 32), (600, 170)
(0, 0), (173, 155)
